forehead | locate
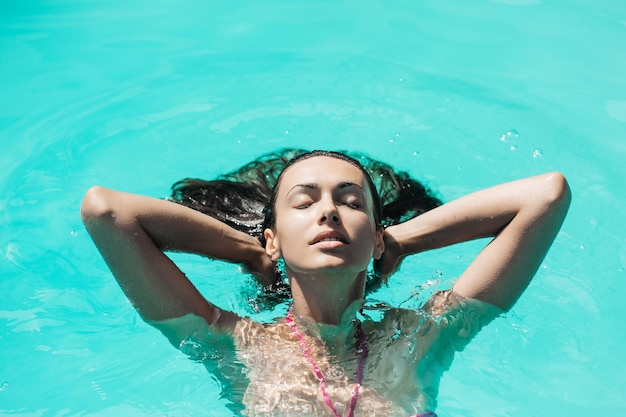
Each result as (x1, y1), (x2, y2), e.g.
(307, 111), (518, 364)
(278, 156), (368, 192)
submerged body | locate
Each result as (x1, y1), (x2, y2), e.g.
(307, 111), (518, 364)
(81, 150), (570, 415)
(153, 292), (499, 416)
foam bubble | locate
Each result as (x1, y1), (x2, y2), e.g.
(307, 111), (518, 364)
(500, 129), (519, 142)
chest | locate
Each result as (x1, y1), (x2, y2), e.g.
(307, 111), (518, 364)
(235, 322), (440, 416)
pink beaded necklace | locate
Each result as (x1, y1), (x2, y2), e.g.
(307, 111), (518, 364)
(285, 307), (369, 417)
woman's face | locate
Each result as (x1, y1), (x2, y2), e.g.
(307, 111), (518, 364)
(264, 156), (384, 276)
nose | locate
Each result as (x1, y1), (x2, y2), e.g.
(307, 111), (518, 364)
(318, 196), (340, 225)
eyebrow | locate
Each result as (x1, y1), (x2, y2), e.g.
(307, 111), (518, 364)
(285, 182), (365, 198)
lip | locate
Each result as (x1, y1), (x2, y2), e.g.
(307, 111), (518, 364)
(309, 229), (350, 245)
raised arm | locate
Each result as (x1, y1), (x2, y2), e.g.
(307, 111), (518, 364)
(80, 186), (275, 329)
(377, 172), (571, 311)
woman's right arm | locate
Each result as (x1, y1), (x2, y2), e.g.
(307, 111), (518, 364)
(80, 186), (275, 329)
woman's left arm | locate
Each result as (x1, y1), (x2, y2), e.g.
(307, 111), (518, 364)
(377, 172), (571, 311)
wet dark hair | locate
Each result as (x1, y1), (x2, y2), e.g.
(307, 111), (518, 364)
(169, 148), (442, 306)
(171, 148), (441, 237)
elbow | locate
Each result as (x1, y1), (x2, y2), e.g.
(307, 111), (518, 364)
(80, 186), (119, 228)
(542, 172), (571, 209)
(532, 172), (571, 224)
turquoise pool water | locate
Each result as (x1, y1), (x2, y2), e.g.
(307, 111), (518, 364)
(1, 1), (625, 416)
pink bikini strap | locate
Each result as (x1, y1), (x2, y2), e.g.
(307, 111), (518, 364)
(285, 308), (368, 417)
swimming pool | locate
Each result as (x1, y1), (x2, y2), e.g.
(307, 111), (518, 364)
(1, 0), (625, 415)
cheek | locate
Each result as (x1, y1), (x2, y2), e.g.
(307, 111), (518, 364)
(272, 213), (303, 249)
(275, 206), (309, 228)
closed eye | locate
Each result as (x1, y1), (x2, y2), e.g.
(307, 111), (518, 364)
(292, 196), (315, 209)
(337, 183), (366, 210)
(342, 196), (364, 209)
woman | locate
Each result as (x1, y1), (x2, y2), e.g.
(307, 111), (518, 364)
(81, 150), (570, 416)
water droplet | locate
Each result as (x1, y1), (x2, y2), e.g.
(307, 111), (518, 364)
(389, 138), (394, 143)
(90, 381), (108, 400)
(500, 129), (519, 142)
(399, 77), (403, 82)
(284, 130), (289, 135)
(509, 145), (517, 151)
(412, 151), (418, 156)
(532, 149), (543, 158)
(0, 382), (9, 391)
(579, 244), (585, 250)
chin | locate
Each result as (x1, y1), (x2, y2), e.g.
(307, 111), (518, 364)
(284, 252), (370, 275)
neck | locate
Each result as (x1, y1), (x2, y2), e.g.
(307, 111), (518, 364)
(288, 269), (366, 326)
